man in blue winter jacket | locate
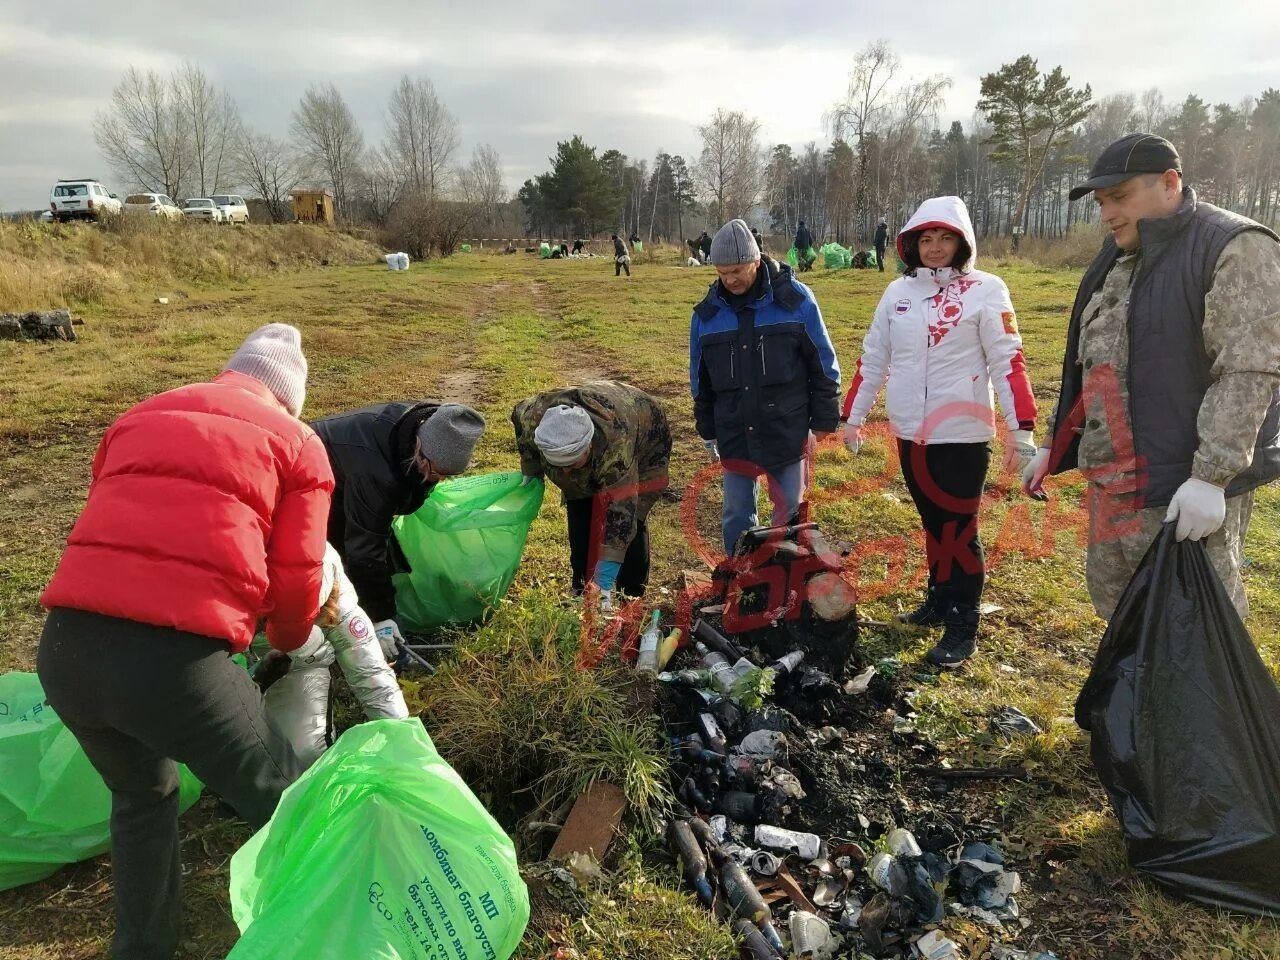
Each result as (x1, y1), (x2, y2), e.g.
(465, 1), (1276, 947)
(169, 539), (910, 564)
(690, 219), (842, 553)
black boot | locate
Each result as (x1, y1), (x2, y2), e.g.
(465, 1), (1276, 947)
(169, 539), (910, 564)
(899, 588), (945, 628)
(925, 605), (979, 668)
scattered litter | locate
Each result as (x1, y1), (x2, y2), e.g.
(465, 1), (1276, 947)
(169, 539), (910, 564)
(844, 665), (877, 695)
(979, 602), (1003, 615)
(156, 297), (169, 304)
(990, 706), (1042, 738)
(755, 824), (822, 860)
(912, 930), (960, 960)
(788, 909), (836, 958)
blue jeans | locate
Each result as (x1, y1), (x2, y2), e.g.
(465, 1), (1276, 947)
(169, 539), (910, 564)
(721, 459), (806, 554)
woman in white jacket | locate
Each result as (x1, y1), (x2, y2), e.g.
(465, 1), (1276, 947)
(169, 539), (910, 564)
(841, 196), (1038, 667)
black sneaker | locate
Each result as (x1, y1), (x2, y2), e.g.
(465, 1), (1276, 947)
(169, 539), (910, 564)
(925, 606), (979, 668)
(898, 590), (945, 628)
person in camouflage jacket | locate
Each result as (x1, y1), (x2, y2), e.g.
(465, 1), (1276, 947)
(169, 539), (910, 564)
(1024, 134), (1280, 620)
(512, 381), (672, 604)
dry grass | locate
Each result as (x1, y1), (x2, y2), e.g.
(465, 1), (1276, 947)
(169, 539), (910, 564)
(0, 217), (382, 313)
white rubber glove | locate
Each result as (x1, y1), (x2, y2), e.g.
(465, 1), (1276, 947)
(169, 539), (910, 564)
(1165, 478), (1227, 541)
(373, 619), (405, 659)
(704, 440), (720, 462)
(1003, 429), (1037, 475)
(843, 422), (863, 455)
(1022, 447), (1051, 497)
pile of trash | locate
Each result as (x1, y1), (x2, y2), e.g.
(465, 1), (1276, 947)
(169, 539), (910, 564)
(643, 521), (1055, 958)
(820, 243), (852, 270)
(384, 251), (411, 270)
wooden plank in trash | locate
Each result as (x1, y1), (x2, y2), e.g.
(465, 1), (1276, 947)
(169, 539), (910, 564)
(548, 782), (626, 861)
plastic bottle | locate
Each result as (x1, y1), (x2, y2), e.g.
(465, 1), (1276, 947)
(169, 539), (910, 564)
(753, 824), (821, 860)
(720, 860), (786, 952)
(656, 628), (682, 671)
(636, 611), (661, 675)
(668, 820), (714, 904)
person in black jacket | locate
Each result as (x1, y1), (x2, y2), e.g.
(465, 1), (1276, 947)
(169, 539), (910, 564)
(873, 217), (889, 272)
(794, 220), (815, 272)
(312, 402), (485, 653)
(689, 219), (841, 553)
(698, 231), (712, 263)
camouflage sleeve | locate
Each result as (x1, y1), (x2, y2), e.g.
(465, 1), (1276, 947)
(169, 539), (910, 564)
(510, 400), (545, 479)
(1194, 230), (1280, 486)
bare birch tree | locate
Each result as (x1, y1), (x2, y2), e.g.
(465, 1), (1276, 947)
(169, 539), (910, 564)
(385, 75), (460, 197)
(291, 83), (364, 217)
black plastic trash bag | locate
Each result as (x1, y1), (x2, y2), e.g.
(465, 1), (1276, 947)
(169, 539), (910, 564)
(1075, 523), (1280, 915)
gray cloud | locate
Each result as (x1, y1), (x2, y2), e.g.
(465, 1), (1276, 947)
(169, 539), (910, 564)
(3, 0), (1278, 210)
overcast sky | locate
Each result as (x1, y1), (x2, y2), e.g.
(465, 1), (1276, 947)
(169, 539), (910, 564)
(3, 0), (1279, 210)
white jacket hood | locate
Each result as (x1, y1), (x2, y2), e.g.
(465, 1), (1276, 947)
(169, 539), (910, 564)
(897, 196), (977, 272)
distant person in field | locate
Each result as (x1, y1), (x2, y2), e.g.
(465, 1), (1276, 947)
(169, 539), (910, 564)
(874, 216), (889, 273)
(512, 381), (671, 612)
(612, 234), (631, 277)
(793, 219), (815, 272)
(38, 324), (331, 960)
(1024, 133), (1280, 622)
(698, 230), (713, 263)
(311, 402), (485, 656)
(572, 238), (585, 255)
(752, 226), (765, 251)
(843, 196), (1038, 668)
(690, 219), (841, 554)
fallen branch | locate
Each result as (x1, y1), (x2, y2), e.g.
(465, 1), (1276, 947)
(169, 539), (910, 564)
(911, 765), (1034, 782)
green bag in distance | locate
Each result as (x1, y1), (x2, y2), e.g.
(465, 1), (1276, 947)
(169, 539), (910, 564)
(538, 241), (551, 258)
(0, 672), (202, 891)
(392, 471), (544, 632)
(786, 245), (799, 268)
(228, 718), (529, 960)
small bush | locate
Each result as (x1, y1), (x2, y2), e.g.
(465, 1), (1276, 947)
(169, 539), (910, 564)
(403, 588), (671, 848)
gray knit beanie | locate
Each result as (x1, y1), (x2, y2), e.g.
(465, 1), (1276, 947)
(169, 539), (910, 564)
(416, 403), (486, 475)
(223, 324), (307, 416)
(534, 404), (595, 466)
(710, 219), (761, 265)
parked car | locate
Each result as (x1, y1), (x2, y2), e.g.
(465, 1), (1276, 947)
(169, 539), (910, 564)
(210, 194), (249, 224)
(183, 198), (224, 223)
(124, 193), (184, 220)
(49, 179), (123, 222)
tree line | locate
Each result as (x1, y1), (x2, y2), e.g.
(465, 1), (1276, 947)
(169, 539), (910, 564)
(515, 41), (1280, 245)
(94, 47), (1280, 249)
(93, 65), (506, 232)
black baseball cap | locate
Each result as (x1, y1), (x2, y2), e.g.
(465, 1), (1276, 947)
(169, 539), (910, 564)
(1068, 133), (1182, 201)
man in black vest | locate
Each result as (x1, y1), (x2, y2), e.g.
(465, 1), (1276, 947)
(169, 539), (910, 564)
(1023, 134), (1280, 619)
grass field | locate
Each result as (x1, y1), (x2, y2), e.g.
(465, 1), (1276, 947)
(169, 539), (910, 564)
(2, 236), (1278, 959)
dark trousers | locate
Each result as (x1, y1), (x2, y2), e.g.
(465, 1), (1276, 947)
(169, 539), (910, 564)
(615, 258), (630, 277)
(875, 243), (887, 272)
(897, 439), (990, 610)
(37, 609), (300, 960)
(565, 496), (650, 596)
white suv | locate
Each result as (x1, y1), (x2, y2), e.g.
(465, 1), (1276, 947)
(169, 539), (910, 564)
(50, 179), (123, 222)
(210, 194), (249, 224)
(124, 193), (184, 220)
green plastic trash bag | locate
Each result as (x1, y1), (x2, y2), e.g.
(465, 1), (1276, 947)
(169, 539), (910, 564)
(228, 718), (529, 960)
(632, 240), (643, 253)
(786, 245), (799, 268)
(460, 244), (472, 253)
(0, 672), (202, 891)
(392, 471), (544, 632)
(821, 242), (850, 270)
(538, 242), (551, 258)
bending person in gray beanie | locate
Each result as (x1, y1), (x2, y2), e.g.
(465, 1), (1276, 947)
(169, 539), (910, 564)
(691, 219), (841, 553)
(312, 400), (485, 651)
(512, 381), (671, 610)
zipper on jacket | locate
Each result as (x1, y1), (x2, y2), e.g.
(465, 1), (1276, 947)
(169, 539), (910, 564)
(759, 339), (767, 378)
(730, 348), (735, 382)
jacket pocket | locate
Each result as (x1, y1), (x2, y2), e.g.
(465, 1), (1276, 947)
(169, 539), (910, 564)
(758, 328), (799, 386)
(701, 333), (741, 391)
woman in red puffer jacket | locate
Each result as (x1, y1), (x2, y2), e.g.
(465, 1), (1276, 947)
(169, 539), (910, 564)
(37, 323), (333, 960)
